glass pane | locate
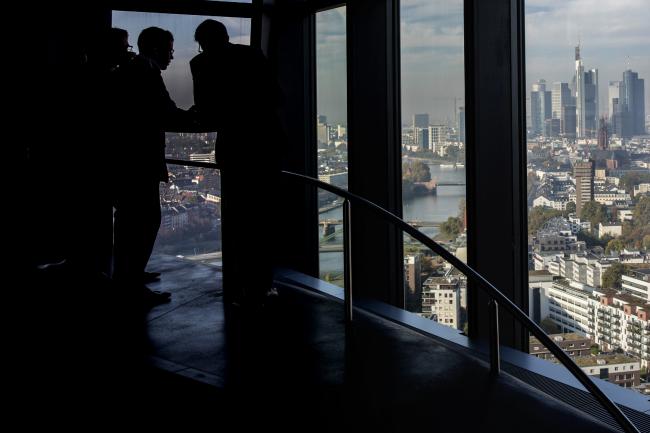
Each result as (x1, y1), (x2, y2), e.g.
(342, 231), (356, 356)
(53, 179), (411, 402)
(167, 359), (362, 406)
(526, 0), (649, 393)
(155, 160), (222, 262)
(316, 7), (347, 287)
(401, 0), (467, 333)
(112, 12), (251, 265)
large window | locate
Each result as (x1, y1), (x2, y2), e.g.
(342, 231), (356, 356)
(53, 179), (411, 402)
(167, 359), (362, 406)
(400, 0), (467, 332)
(525, 0), (649, 394)
(316, 6), (347, 287)
(112, 11), (252, 262)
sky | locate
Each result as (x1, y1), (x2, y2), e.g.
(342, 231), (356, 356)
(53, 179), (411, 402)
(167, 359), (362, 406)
(114, 2), (649, 126)
(525, 0), (650, 120)
(318, 0), (649, 128)
(316, 8), (347, 126)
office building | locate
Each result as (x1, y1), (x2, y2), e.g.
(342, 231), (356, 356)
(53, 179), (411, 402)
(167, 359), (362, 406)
(573, 160), (594, 216)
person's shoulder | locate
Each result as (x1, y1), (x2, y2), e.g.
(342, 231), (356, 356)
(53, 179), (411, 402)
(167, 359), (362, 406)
(120, 55), (156, 75)
(229, 43), (263, 57)
(190, 52), (206, 67)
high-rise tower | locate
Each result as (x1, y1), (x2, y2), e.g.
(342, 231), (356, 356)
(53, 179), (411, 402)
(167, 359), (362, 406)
(575, 45), (586, 137)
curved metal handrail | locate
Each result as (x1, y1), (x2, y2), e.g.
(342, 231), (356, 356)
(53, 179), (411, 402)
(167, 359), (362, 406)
(165, 158), (639, 433)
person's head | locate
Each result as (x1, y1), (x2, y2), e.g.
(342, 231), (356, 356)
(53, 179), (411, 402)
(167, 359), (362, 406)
(194, 19), (229, 53)
(107, 28), (133, 67)
(138, 27), (174, 70)
(88, 27), (132, 69)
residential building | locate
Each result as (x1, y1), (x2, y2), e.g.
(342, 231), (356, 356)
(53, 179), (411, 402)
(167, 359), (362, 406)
(597, 223), (622, 239)
(576, 355), (641, 389)
(404, 255), (422, 313)
(529, 333), (592, 360)
(622, 269), (650, 302)
(421, 276), (460, 329)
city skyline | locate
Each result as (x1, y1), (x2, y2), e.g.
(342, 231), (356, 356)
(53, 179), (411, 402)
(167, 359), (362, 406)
(113, 2), (649, 131)
(526, 0), (650, 121)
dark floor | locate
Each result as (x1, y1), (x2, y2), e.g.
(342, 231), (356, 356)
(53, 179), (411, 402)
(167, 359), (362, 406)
(117, 254), (618, 432)
(20, 253), (627, 430)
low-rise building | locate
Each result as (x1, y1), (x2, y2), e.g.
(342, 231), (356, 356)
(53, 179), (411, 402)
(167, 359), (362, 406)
(533, 218), (585, 254)
(532, 195), (569, 211)
(597, 222), (623, 239)
(529, 333), (592, 360)
(622, 269), (650, 302)
(575, 355), (641, 389)
(633, 183), (650, 197)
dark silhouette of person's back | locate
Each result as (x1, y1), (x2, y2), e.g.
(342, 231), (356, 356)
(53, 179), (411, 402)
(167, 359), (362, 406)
(190, 19), (285, 307)
(67, 28), (134, 279)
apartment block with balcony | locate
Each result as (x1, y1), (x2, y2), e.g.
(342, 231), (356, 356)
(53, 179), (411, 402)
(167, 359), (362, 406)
(421, 276), (460, 329)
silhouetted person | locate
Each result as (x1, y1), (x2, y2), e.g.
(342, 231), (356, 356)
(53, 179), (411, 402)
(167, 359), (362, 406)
(71, 28), (135, 279)
(112, 27), (194, 306)
(190, 19), (285, 307)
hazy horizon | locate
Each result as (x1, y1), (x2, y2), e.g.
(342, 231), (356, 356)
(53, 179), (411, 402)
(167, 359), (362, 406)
(114, 1), (649, 128)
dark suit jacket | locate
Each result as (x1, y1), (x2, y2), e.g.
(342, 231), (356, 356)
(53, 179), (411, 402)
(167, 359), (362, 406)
(112, 55), (191, 182)
(189, 44), (284, 170)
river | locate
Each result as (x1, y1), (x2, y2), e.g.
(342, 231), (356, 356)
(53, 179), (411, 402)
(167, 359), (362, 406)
(319, 164), (466, 274)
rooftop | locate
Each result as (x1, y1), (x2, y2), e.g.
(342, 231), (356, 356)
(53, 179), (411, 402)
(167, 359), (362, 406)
(529, 270), (553, 276)
(597, 289), (650, 309)
(530, 333), (591, 346)
(574, 355), (640, 368)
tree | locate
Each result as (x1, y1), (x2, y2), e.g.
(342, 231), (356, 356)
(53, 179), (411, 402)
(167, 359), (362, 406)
(528, 207), (562, 234)
(564, 201), (576, 215)
(621, 197), (650, 249)
(601, 262), (630, 290)
(620, 172), (650, 194)
(440, 216), (463, 239)
(590, 344), (599, 355)
(580, 201), (608, 227)
(402, 160), (431, 182)
(644, 235), (650, 250)
(605, 238), (626, 255)
(632, 196), (650, 228)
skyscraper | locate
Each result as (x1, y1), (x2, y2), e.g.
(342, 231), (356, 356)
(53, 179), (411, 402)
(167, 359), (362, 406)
(531, 79), (551, 136)
(574, 46), (598, 138)
(574, 160), (594, 217)
(413, 113), (429, 129)
(562, 104), (577, 138)
(552, 82), (570, 119)
(622, 70), (646, 136)
(413, 113), (430, 148)
(610, 71), (646, 138)
(609, 81), (622, 136)
(575, 46), (586, 137)
(584, 69), (599, 136)
(552, 82), (572, 137)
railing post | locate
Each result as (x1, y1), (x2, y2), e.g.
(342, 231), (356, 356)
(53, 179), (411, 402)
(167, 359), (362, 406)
(489, 299), (500, 376)
(343, 199), (353, 323)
